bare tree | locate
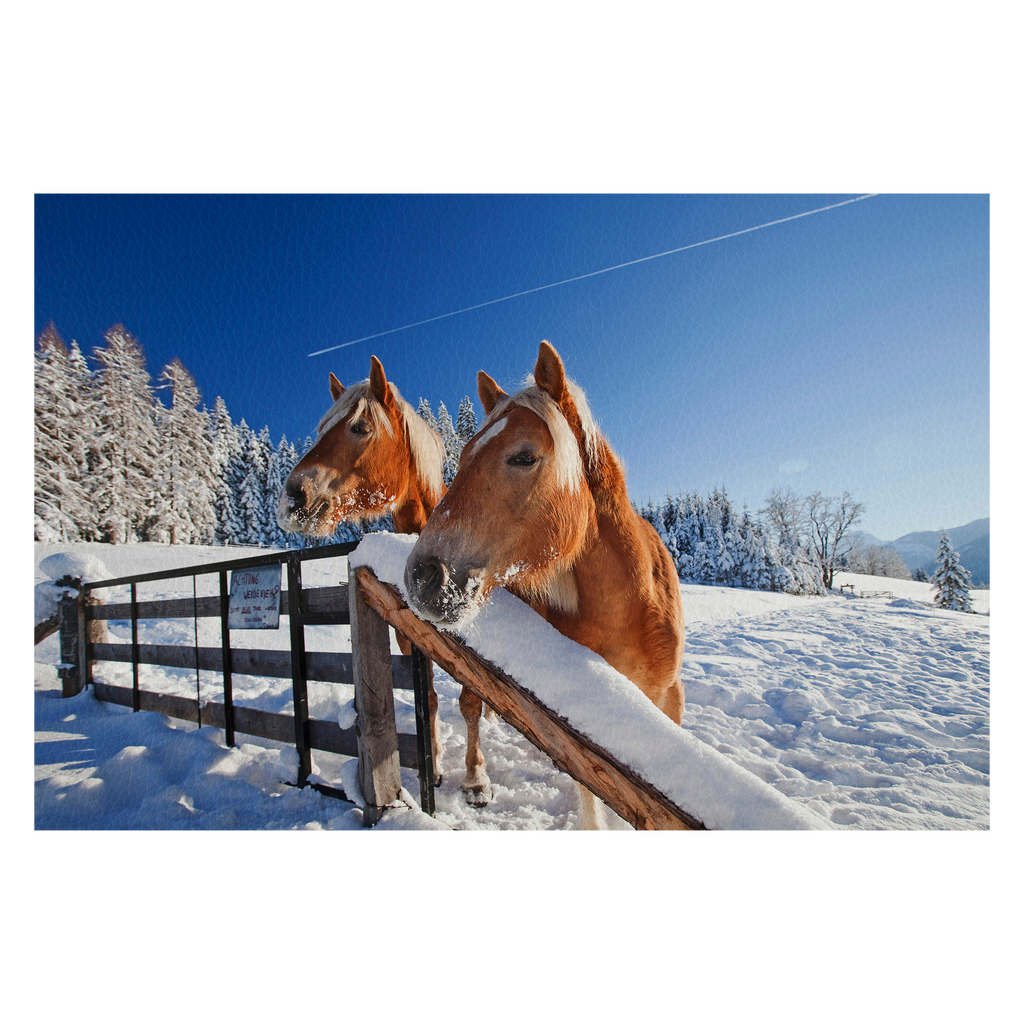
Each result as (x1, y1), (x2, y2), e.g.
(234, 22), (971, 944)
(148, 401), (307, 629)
(759, 487), (803, 548)
(848, 543), (911, 579)
(875, 545), (910, 579)
(804, 491), (867, 589)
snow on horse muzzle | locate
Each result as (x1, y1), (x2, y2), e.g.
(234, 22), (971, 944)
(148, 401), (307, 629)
(404, 550), (485, 626)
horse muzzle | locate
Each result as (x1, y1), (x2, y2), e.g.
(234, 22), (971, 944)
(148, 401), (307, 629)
(277, 481), (330, 534)
(404, 554), (484, 626)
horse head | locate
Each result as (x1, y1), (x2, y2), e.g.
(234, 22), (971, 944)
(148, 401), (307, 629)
(405, 341), (601, 625)
(278, 355), (444, 536)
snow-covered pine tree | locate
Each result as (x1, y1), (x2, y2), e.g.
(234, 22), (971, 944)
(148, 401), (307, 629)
(732, 507), (769, 590)
(710, 487), (737, 585)
(416, 398), (438, 433)
(236, 424), (273, 545)
(151, 359), (218, 544)
(455, 395), (479, 444)
(930, 531), (974, 612)
(66, 338), (105, 540)
(264, 434), (299, 548)
(90, 324), (162, 544)
(635, 488), (824, 595)
(434, 400), (461, 486)
(210, 397), (245, 546)
(34, 323), (92, 541)
(640, 498), (670, 555)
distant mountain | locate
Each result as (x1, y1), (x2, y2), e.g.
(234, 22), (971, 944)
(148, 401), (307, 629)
(853, 518), (989, 585)
(955, 532), (989, 587)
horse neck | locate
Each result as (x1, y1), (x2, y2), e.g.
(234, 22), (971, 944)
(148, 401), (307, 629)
(516, 434), (636, 616)
(577, 431), (630, 525)
(567, 437), (642, 590)
(384, 415), (445, 534)
(390, 460), (445, 534)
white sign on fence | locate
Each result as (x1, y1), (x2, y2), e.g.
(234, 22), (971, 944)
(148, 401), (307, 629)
(228, 565), (282, 629)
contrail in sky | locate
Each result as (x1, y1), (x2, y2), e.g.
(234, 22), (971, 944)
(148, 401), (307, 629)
(308, 193), (879, 358)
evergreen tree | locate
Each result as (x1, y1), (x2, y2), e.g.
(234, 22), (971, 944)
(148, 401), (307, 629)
(237, 423), (273, 545)
(90, 324), (161, 544)
(434, 400), (461, 485)
(912, 567), (929, 583)
(265, 434), (298, 548)
(455, 395), (479, 444)
(210, 397), (245, 545)
(66, 339), (104, 540)
(635, 489), (824, 595)
(34, 323), (92, 541)
(930, 531), (974, 612)
(416, 398), (438, 433)
(152, 359), (218, 544)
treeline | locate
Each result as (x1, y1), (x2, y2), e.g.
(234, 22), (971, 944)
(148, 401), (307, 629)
(636, 490), (827, 595)
(33, 322), (478, 549)
(36, 322), (883, 598)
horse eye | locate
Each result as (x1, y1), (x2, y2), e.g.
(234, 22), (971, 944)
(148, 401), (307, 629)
(508, 450), (538, 467)
(350, 421), (371, 437)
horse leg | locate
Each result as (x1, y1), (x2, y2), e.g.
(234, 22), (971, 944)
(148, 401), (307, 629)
(395, 629), (444, 786)
(459, 686), (492, 805)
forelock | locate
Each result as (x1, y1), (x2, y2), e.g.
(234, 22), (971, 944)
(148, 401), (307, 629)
(315, 380), (395, 438)
(477, 376), (602, 492)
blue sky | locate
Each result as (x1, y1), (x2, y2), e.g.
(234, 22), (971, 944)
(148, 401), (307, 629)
(34, 193), (989, 541)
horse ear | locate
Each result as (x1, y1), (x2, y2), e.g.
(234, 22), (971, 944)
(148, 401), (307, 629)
(477, 371), (507, 415)
(329, 372), (345, 401)
(369, 355), (395, 409)
(534, 341), (569, 405)
(535, 340), (589, 449)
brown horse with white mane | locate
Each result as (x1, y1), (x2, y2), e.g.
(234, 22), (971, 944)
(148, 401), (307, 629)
(277, 355), (494, 798)
(404, 341), (685, 828)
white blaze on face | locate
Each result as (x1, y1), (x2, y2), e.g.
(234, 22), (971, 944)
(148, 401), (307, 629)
(469, 416), (507, 459)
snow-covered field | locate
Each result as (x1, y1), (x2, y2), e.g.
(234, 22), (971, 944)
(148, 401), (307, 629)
(34, 540), (989, 831)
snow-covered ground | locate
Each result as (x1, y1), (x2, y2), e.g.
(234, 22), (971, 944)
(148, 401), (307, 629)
(34, 541), (990, 831)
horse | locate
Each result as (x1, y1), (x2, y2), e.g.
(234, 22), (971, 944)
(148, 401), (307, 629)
(403, 340), (685, 828)
(277, 355), (491, 800)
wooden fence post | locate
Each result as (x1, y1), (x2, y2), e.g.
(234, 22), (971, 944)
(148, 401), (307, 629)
(57, 583), (83, 698)
(348, 561), (403, 825)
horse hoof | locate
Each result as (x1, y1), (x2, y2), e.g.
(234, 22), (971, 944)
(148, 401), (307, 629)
(463, 783), (492, 807)
(432, 773), (444, 788)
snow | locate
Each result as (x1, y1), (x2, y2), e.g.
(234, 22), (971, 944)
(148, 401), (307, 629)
(34, 539), (990, 832)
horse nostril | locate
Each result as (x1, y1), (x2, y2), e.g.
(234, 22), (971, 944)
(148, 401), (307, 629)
(410, 557), (447, 602)
(287, 486), (307, 512)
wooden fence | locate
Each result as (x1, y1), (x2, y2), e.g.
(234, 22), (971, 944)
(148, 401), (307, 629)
(53, 544), (706, 830)
(54, 542), (436, 823)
